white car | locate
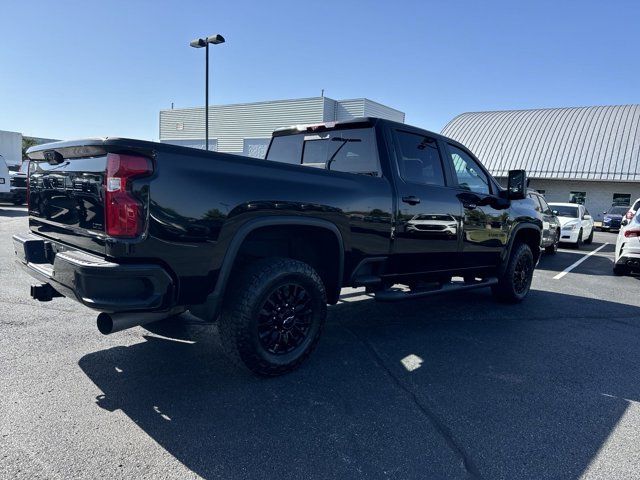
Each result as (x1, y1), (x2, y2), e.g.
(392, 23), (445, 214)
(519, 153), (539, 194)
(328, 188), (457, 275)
(614, 214), (640, 275)
(623, 198), (640, 225)
(548, 202), (595, 248)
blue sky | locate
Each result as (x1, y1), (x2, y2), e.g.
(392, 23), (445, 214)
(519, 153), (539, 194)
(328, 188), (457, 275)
(1, 0), (639, 141)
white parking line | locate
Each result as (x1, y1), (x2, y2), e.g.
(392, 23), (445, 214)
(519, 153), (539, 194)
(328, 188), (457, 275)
(553, 243), (610, 280)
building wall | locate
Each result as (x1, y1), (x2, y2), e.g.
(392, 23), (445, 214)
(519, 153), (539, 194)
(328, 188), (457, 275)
(160, 96), (405, 157)
(160, 97), (327, 154)
(499, 178), (640, 221)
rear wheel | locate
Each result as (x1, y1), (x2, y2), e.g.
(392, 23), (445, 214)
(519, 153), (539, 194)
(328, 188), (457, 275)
(218, 257), (327, 376)
(492, 243), (534, 303)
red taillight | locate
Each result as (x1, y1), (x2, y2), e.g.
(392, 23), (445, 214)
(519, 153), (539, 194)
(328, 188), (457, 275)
(105, 153), (152, 238)
(624, 229), (640, 238)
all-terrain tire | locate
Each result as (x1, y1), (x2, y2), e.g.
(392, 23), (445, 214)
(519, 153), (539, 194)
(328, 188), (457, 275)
(218, 257), (327, 376)
(545, 231), (559, 255)
(492, 243), (535, 303)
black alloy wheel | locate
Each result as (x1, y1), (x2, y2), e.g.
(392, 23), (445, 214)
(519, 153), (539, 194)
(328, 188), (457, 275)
(218, 257), (327, 376)
(257, 283), (313, 355)
(513, 253), (533, 295)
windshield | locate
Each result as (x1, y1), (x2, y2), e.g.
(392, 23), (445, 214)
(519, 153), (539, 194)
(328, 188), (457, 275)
(551, 205), (579, 218)
(607, 206), (628, 215)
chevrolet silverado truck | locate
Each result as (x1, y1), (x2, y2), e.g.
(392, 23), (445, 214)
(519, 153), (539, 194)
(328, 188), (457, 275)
(14, 117), (542, 375)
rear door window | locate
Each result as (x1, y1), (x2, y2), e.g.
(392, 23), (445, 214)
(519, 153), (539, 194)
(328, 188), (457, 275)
(394, 130), (446, 186)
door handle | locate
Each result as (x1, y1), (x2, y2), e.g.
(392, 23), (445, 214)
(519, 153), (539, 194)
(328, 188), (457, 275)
(462, 201), (477, 210)
(402, 196), (421, 205)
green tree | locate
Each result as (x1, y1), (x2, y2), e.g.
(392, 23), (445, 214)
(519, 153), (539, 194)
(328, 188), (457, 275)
(22, 137), (39, 160)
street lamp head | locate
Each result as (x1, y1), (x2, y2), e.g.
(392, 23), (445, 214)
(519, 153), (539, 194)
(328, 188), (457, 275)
(189, 38), (207, 48)
(206, 34), (225, 45)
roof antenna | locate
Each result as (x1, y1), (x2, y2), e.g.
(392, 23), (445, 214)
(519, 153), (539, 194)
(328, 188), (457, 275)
(321, 89), (324, 97)
(171, 102), (174, 109)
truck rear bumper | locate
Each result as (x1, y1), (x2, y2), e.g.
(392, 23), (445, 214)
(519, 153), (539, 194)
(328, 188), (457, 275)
(13, 232), (174, 312)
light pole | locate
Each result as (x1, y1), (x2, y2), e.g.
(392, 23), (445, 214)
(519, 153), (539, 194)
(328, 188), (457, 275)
(190, 34), (225, 151)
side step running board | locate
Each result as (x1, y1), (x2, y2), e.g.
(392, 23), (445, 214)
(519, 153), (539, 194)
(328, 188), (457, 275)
(375, 277), (498, 302)
(351, 275), (382, 288)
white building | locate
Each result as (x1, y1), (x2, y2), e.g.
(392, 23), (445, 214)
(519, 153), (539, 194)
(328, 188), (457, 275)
(159, 96), (405, 159)
(442, 105), (640, 220)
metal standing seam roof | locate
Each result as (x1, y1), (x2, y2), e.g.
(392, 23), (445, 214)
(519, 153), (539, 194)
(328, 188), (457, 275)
(441, 105), (640, 181)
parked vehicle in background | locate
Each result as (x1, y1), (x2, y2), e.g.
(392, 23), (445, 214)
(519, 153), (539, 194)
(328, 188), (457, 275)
(548, 202), (594, 248)
(0, 154), (11, 198)
(14, 117), (542, 376)
(5, 161), (29, 205)
(614, 214), (640, 275)
(600, 205), (629, 232)
(527, 190), (561, 254)
(623, 198), (640, 226)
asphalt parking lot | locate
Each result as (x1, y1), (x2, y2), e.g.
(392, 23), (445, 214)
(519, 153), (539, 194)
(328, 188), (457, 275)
(1, 205), (639, 480)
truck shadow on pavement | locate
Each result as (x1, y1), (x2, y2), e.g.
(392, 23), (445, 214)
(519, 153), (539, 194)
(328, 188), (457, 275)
(0, 206), (28, 217)
(78, 289), (640, 480)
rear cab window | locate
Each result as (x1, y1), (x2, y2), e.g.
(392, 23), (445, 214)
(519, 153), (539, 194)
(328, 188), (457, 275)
(266, 127), (381, 176)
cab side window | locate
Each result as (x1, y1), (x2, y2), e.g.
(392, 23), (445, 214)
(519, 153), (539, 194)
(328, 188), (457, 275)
(394, 131), (446, 186)
(538, 196), (552, 214)
(528, 194), (543, 213)
(447, 144), (490, 195)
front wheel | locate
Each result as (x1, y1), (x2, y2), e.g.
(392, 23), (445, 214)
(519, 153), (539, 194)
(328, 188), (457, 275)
(584, 228), (594, 244)
(574, 229), (583, 249)
(545, 231), (559, 255)
(492, 243), (535, 303)
(218, 257), (327, 376)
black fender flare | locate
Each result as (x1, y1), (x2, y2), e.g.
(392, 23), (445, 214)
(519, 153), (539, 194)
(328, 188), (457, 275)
(499, 223), (542, 275)
(194, 216), (345, 321)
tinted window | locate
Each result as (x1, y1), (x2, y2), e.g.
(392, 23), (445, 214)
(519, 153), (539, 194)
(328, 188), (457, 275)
(268, 128), (379, 176)
(538, 196), (551, 214)
(551, 205), (579, 218)
(448, 145), (490, 195)
(569, 191), (586, 205)
(266, 135), (303, 165)
(528, 194), (542, 212)
(395, 131), (445, 186)
(613, 193), (630, 206)
(608, 206), (628, 215)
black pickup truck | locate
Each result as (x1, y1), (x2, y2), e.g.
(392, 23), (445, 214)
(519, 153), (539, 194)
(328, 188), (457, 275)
(14, 117), (542, 375)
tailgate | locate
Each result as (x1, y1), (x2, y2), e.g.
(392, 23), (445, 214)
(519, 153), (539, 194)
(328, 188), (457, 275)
(27, 139), (155, 256)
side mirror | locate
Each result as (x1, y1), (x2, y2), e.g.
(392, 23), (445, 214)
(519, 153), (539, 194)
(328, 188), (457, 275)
(584, 214), (592, 220)
(507, 169), (527, 200)
(552, 210), (559, 216)
(622, 219), (629, 227)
